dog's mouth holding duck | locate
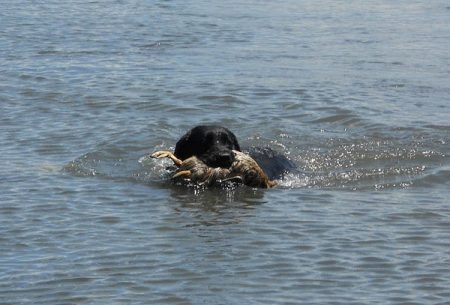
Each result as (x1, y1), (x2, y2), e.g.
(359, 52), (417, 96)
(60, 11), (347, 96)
(150, 149), (277, 188)
(146, 125), (295, 189)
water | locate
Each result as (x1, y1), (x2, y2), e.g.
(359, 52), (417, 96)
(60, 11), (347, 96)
(1, 1), (449, 304)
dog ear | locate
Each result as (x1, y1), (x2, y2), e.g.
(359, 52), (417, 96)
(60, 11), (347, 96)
(174, 129), (200, 160)
(229, 131), (241, 151)
(174, 130), (190, 160)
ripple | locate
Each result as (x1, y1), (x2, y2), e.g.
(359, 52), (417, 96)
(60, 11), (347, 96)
(62, 127), (450, 192)
(309, 113), (364, 127)
(198, 94), (244, 104)
(413, 167), (450, 187)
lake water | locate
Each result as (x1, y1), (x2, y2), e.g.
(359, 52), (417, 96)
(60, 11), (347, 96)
(1, 1), (450, 304)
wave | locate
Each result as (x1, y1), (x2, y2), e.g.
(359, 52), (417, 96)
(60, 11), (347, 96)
(63, 127), (449, 192)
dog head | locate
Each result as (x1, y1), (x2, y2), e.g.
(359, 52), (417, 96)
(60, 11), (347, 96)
(198, 129), (237, 167)
(174, 125), (241, 168)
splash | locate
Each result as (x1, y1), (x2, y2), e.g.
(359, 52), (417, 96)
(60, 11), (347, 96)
(63, 130), (449, 192)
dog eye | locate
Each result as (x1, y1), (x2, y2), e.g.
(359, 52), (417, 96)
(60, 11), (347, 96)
(205, 134), (214, 144)
(220, 134), (228, 143)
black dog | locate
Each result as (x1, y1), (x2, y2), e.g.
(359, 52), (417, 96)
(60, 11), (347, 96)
(174, 125), (240, 168)
(173, 125), (295, 180)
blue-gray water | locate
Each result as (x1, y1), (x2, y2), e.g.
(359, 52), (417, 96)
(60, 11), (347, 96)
(1, 1), (450, 304)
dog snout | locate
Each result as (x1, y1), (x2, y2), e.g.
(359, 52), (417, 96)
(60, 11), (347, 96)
(215, 151), (234, 167)
(200, 147), (235, 168)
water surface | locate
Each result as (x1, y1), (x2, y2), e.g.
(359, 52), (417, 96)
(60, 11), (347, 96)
(1, 1), (449, 304)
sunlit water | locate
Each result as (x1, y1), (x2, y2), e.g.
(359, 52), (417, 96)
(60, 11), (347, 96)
(1, 1), (449, 304)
